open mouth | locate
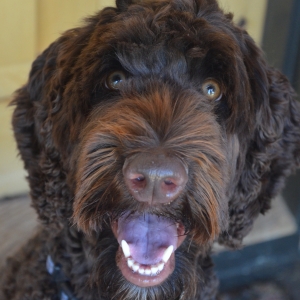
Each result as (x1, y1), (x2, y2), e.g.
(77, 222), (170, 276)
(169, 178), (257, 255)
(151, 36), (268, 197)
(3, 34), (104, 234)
(112, 212), (186, 287)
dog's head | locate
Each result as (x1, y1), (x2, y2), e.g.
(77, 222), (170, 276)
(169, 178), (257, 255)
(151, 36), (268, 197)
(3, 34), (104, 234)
(12, 0), (300, 298)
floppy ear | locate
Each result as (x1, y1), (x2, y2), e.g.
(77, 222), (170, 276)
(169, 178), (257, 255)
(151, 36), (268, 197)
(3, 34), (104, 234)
(11, 20), (100, 228)
(11, 39), (71, 228)
(219, 30), (300, 248)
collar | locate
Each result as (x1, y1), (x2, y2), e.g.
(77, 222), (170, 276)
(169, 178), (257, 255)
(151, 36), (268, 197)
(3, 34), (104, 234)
(46, 255), (78, 300)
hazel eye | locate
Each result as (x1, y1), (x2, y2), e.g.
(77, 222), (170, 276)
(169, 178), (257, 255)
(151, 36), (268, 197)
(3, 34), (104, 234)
(201, 79), (222, 101)
(106, 71), (126, 90)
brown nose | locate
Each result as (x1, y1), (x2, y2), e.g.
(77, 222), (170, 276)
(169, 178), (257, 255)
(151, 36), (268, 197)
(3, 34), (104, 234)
(123, 153), (188, 205)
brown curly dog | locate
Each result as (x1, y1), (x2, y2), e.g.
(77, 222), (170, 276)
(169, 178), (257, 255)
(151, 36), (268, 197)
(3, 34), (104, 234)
(1, 0), (300, 299)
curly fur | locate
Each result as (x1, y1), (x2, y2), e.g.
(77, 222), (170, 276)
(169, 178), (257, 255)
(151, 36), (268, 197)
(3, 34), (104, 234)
(1, 0), (300, 299)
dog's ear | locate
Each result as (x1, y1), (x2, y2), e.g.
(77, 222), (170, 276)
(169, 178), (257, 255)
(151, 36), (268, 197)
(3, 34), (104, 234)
(11, 40), (70, 228)
(11, 23), (99, 228)
(219, 30), (300, 248)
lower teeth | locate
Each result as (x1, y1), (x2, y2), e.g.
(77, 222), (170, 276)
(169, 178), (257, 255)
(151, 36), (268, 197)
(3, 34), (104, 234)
(127, 257), (165, 276)
(121, 241), (173, 276)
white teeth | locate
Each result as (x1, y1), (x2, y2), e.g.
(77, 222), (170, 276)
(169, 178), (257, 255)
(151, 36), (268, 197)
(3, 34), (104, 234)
(127, 258), (134, 268)
(145, 269), (152, 276)
(132, 263), (140, 272)
(151, 265), (159, 274)
(123, 245), (174, 276)
(121, 240), (131, 258)
(162, 245), (173, 263)
(157, 262), (164, 272)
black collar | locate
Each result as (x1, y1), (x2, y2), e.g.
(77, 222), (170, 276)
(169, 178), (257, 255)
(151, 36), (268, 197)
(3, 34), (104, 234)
(46, 255), (78, 300)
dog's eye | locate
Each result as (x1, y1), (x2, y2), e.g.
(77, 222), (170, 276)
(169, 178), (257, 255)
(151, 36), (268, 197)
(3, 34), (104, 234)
(106, 71), (126, 90)
(201, 79), (222, 101)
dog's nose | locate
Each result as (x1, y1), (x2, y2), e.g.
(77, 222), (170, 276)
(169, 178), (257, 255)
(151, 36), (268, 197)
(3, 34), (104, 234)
(123, 153), (188, 205)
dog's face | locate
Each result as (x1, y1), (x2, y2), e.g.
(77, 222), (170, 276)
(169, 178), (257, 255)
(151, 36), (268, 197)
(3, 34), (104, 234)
(12, 0), (300, 299)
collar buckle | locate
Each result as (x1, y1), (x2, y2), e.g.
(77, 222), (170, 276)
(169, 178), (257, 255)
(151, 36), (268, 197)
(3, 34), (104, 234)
(46, 255), (78, 300)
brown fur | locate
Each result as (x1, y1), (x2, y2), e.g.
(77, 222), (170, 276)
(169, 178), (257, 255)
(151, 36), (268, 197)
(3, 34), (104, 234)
(1, 0), (300, 299)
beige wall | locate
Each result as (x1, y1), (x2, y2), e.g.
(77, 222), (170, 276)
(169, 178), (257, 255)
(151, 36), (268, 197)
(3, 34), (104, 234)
(37, 0), (115, 52)
(0, 0), (37, 67)
(219, 0), (268, 46)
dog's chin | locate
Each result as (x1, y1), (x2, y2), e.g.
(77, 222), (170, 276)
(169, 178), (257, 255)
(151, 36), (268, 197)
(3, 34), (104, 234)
(116, 249), (176, 288)
(111, 212), (186, 288)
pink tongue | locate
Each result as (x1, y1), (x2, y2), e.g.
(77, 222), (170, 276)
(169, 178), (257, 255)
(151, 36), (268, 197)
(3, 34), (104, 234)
(117, 213), (178, 265)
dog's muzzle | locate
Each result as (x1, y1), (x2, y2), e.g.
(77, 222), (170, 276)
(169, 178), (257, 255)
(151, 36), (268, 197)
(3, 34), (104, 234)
(74, 85), (227, 288)
(112, 211), (186, 287)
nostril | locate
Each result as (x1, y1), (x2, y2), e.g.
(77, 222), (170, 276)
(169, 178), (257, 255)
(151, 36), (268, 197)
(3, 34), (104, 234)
(164, 180), (174, 186)
(161, 178), (182, 198)
(128, 173), (146, 191)
(129, 174), (145, 182)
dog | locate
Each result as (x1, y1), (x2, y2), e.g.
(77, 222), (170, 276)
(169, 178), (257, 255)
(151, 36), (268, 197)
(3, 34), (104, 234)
(1, 0), (300, 299)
